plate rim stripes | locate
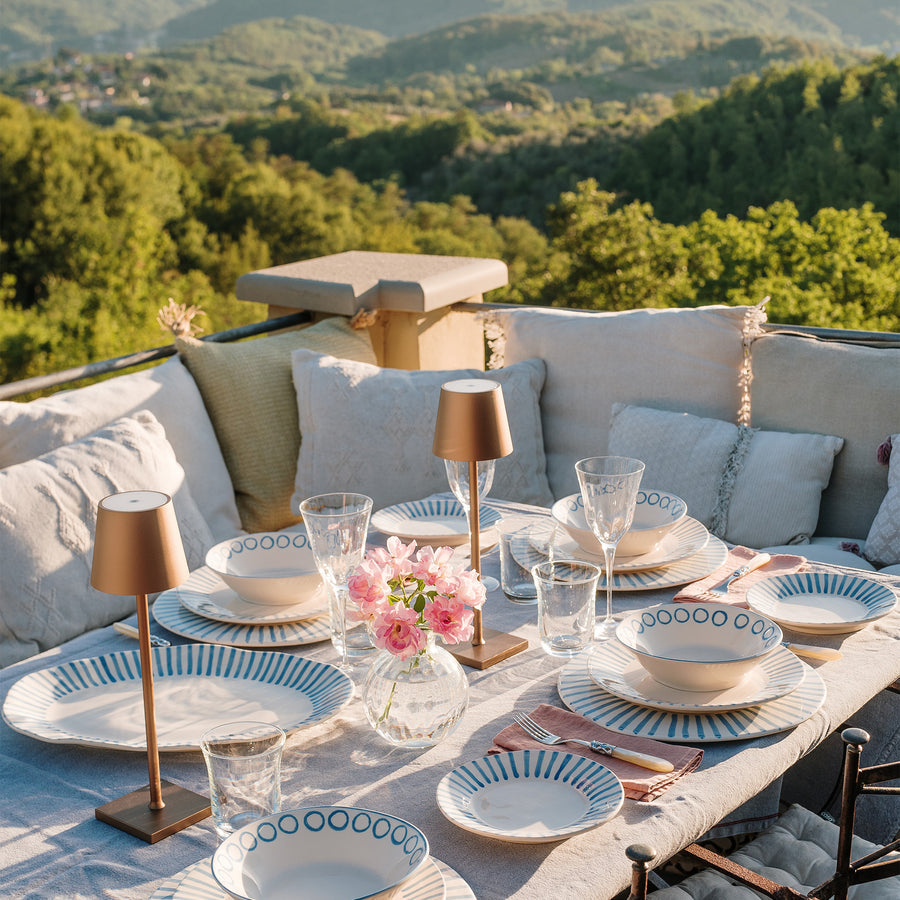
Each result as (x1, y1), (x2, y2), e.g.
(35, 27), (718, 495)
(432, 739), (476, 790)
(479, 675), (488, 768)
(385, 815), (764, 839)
(586, 641), (807, 713)
(558, 653), (825, 743)
(746, 571), (898, 634)
(153, 591), (330, 648)
(371, 497), (501, 537)
(2, 643), (352, 751)
(436, 748), (624, 843)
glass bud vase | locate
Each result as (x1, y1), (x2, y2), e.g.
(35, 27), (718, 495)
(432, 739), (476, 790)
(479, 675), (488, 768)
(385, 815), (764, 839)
(362, 634), (469, 748)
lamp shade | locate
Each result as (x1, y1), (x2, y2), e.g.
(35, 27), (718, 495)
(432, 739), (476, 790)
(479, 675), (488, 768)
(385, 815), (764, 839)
(433, 378), (513, 462)
(91, 491), (189, 596)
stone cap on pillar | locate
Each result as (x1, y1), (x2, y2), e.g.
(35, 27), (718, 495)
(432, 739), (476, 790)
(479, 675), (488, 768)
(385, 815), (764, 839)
(235, 251), (509, 315)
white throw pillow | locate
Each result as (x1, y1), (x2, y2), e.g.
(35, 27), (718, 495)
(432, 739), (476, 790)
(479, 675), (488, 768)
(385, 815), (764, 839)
(0, 358), (241, 542)
(608, 404), (844, 548)
(290, 352), (553, 513)
(864, 434), (900, 568)
(491, 304), (759, 500)
(0, 410), (214, 667)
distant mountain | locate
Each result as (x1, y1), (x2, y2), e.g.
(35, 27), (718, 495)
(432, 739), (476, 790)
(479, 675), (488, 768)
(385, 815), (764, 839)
(3, 0), (899, 67)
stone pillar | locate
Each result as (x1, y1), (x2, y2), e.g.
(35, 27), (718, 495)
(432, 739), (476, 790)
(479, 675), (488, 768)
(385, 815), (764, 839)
(235, 251), (509, 371)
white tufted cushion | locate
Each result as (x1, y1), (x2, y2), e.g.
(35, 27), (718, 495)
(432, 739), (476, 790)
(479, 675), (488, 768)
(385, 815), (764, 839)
(0, 358), (241, 542)
(0, 411), (214, 667)
(863, 433), (900, 568)
(648, 804), (900, 898)
(290, 352), (553, 513)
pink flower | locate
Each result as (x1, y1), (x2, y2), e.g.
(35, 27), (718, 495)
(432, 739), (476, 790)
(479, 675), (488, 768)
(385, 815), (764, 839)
(411, 545), (455, 586)
(423, 595), (473, 645)
(384, 536), (417, 580)
(451, 568), (487, 610)
(372, 605), (426, 660)
(346, 559), (391, 620)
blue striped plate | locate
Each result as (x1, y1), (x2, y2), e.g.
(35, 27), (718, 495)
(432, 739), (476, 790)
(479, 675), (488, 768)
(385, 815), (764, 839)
(746, 572), (897, 634)
(153, 591), (330, 648)
(150, 856), (474, 900)
(2, 644), (352, 751)
(436, 749), (624, 843)
(371, 497), (501, 546)
(559, 652), (825, 743)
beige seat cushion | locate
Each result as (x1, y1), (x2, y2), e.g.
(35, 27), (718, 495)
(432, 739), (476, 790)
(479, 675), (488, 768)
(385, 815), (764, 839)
(750, 334), (900, 540)
(177, 317), (376, 534)
(492, 304), (757, 501)
(648, 804), (900, 898)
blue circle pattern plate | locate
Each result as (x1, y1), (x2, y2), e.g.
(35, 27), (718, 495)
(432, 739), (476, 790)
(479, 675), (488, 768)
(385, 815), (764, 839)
(150, 856), (474, 900)
(558, 653), (825, 743)
(436, 748), (624, 843)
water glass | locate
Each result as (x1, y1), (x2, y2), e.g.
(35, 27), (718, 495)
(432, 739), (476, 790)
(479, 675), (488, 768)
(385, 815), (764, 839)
(201, 721), (285, 841)
(299, 492), (374, 671)
(532, 559), (601, 656)
(444, 458), (499, 591)
(498, 515), (554, 603)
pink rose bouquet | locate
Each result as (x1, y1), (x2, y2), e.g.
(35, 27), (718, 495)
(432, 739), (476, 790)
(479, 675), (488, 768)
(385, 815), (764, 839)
(348, 536), (486, 660)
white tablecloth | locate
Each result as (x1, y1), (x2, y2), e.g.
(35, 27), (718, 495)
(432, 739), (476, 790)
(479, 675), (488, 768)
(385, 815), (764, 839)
(2, 517), (899, 900)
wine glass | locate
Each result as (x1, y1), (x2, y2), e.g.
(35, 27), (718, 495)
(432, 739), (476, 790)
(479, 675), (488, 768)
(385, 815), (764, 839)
(574, 456), (645, 641)
(444, 458), (499, 591)
(299, 492), (374, 673)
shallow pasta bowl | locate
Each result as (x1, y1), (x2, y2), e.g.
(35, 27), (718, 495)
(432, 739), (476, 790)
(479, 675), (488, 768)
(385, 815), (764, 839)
(206, 531), (322, 607)
(551, 490), (687, 558)
(211, 806), (429, 900)
(615, 602), (783, 691)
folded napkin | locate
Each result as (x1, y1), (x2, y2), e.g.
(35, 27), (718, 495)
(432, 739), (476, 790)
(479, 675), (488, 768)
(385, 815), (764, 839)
(673, 545), (806, 607)
(490, 703), (703, 802)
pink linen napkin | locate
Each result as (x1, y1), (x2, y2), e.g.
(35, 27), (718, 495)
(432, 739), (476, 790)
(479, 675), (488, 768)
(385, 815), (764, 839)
(490, 703), (703, 802)
(673, 545), (806, 607)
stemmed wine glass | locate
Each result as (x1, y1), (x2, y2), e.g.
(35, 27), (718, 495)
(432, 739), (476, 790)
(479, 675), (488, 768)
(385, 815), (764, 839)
(299, 492), (374, 674)
(444, 458), (499, 591)
(574, 457), (645, 641)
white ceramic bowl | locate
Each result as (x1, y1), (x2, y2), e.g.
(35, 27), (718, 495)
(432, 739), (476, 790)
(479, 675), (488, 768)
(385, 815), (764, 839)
(551, 490), (688, 558)
(212, 806), (430, 900)
(615, 603), (783, 691)
(205, 532), (322, 607)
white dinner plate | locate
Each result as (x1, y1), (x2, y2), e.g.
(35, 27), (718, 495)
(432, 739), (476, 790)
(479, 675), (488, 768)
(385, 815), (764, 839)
(436, 749), (624, 843)
(746, 572), (898, 634)
(2, 644), (352, 751)
(587, 641), (807, 713)
(558, 652), (825, 743)
(174, 566), (329, 625)
(513, 533), (729, 592)
(371, 497), (501, 547)
(550, 516), (711, 573)
(153, 592), (330, 648)
(150, 856), (475, 900)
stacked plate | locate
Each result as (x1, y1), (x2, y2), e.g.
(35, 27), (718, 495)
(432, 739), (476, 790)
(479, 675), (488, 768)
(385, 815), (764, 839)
(557, 640), (826, 743)
(510, 492), (729, 592)
(152, 565), (332, 649)
(370, 496), (501, 548)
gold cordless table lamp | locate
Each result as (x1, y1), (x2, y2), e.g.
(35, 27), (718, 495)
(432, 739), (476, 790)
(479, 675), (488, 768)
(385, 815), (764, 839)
(91, 490), (211, 843)
(433, 379), (528, 669)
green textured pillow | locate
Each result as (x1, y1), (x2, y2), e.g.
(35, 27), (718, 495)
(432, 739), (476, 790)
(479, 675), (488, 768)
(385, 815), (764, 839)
(177, 317), (377, 533)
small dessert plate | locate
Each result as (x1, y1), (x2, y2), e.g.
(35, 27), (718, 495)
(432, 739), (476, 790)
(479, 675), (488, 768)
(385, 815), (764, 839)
(746, 572), (897, 634)
(175, 567), (328, 625)
(588, 641), (806, 713)
(437, 749), (624, 843)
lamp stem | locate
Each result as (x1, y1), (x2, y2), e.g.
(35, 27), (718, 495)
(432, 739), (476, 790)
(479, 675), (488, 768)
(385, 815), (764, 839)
(469, 459), (484, 646)
(136, 592), (165, 810)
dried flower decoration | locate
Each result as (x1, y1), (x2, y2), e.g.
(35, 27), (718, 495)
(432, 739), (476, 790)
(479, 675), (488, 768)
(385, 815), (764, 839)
(157, 298), (205, 339)
(876, 436), (892, 467)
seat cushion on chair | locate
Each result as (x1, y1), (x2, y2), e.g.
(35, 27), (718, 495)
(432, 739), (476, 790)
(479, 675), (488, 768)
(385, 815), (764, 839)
(649, 804), (900, 898)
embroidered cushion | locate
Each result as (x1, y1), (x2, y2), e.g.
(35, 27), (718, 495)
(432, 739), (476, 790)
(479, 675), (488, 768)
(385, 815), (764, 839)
(608, 404), (843, 548)
(0, 411), (214, 667)
(290, 352), (553, 513)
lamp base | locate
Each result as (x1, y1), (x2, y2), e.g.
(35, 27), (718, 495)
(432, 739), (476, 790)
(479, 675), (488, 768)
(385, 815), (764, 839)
(449, 628), (528, 670)
(95, 780), (210, 844)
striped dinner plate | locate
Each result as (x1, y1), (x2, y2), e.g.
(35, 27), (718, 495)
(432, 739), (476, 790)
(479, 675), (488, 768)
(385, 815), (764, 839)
(558, 652), (825, 743)
(2, 644), (352, 751)
(371, 496), (501, 546)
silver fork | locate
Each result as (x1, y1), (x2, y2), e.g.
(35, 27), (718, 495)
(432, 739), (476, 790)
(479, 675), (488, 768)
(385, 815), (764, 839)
(513, 713), (674, 773)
